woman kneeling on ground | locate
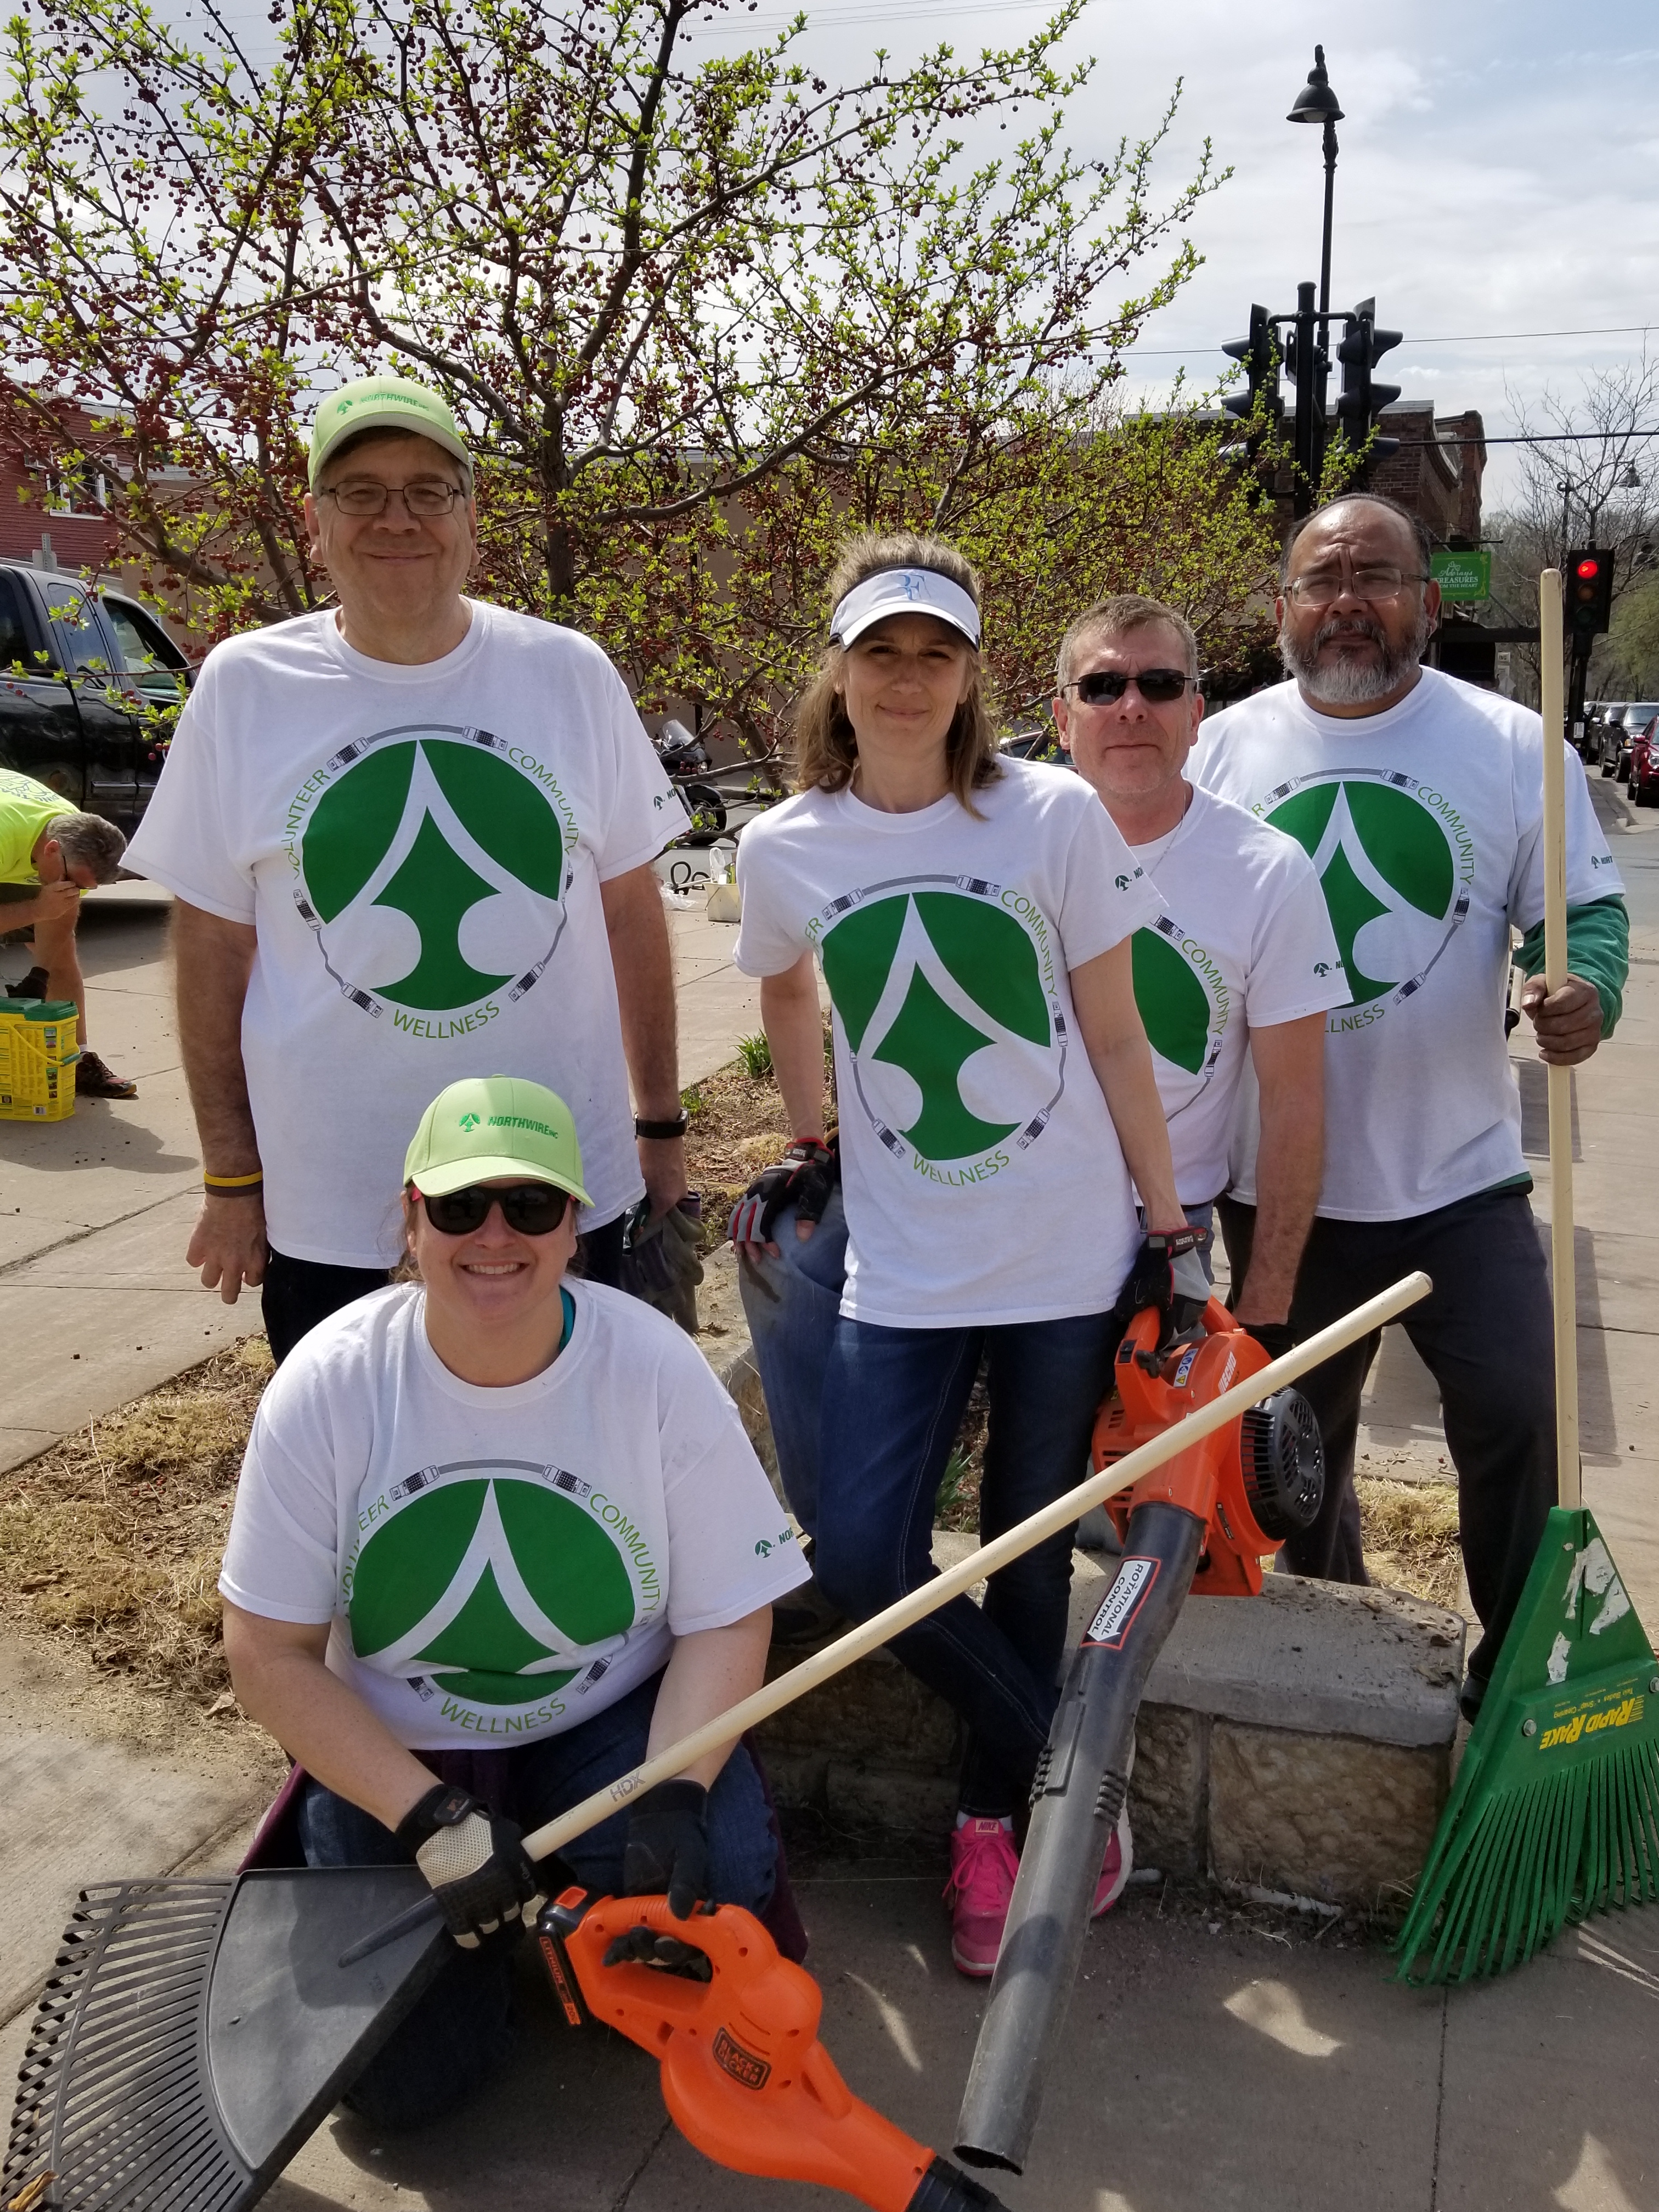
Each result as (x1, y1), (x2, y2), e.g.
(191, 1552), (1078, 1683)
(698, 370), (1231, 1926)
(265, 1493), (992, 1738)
(221, 1074), (808, 2130)
(731, 533), (1195, 1977)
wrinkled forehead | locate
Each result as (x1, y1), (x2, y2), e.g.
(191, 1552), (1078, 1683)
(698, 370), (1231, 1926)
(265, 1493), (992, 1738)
(1072, 618), (1192, 673)
(318, 427), (465, 487)
(1288, 503), (1419, 575)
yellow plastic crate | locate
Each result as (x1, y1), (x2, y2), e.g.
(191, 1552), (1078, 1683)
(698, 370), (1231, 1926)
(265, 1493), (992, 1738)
(0, 1000), (79, 1121)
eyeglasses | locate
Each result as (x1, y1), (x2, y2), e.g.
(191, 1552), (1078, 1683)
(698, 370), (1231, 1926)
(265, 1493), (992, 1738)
(1285, 564), (1428, 608)
(415, 1183), (572, 1237)
(1063, 668), (1194, 706)
(318, 479), (467, 517)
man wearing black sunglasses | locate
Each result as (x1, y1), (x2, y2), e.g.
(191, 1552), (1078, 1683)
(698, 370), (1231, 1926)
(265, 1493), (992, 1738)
(128, 371), (694, 1363)
(1191, 491), (1629, 1721)
(1053, 594), (1347, 1357)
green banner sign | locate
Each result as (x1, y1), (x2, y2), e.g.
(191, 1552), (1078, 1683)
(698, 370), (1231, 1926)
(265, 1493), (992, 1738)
(1430, 549), (1492, 602)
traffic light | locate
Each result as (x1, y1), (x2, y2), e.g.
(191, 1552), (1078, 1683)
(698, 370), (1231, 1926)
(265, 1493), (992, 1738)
(1335, 296), (1403, 463)
(1565, 549), (1613, 641)
(1221, 304), (1282, 457)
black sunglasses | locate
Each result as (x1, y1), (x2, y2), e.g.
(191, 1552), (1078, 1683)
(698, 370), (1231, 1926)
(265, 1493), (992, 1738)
(1065, 668), (1193, 706)
(415, 1183), (572, 1237)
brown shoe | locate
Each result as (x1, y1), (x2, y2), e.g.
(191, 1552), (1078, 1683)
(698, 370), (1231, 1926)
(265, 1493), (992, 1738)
(76, 1050), (138, 1099)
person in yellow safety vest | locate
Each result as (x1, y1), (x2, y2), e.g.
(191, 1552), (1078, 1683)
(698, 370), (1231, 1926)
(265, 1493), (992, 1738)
(0, 768), (136, 1096)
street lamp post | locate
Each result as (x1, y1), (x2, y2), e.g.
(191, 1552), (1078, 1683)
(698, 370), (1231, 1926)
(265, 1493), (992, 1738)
(1288, 46), (1345, 514)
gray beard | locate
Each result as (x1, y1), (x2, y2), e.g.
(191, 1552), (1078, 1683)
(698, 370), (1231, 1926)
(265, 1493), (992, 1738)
(1280, 608), (1430, 705)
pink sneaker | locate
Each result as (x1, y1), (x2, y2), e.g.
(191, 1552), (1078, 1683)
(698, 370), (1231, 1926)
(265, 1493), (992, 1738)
(1092, 1800), (1133, 1917)
(944, 1818), (1020, 1977)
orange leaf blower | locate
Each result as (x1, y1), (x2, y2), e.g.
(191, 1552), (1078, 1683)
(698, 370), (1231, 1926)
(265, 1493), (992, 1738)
(536, 1888), (1009, 2211)
(955, 1296), (1324, 2175)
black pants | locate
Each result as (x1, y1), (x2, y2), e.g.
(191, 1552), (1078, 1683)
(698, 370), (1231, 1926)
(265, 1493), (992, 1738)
(1217, 1186), (1556, 1687)
(261, 1214), (628, 1367)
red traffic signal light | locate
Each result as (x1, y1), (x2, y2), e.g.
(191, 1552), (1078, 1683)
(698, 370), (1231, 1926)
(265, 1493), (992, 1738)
(1566, 548), (1613, 640)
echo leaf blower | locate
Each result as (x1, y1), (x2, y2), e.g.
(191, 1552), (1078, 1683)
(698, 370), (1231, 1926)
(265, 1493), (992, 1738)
(538, 1887), (1008, 2212)
(955, 1296), (1325, 2175)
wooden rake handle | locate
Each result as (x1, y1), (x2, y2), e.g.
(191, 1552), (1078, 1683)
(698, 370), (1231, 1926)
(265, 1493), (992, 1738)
(1537, 570), (1582, 1509)
(520, 1269), (1432, 1863)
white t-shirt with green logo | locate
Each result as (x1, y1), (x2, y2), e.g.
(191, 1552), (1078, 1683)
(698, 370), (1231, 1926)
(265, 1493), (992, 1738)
(125, 603), (687, 1266)
(732, 761), (1164, 1326)
(1128, 785), (1349, 1205)
(1192, 669), (1623, 1221)
(218, 1281), (808, 1749)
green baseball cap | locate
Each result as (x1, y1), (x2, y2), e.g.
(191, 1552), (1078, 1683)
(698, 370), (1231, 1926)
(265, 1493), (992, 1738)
(404, 1076), (591, 1204)
(308, 373), (475, 491)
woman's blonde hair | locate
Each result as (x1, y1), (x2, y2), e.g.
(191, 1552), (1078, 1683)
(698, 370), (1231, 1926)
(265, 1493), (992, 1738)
(791, 532), (1002, 811)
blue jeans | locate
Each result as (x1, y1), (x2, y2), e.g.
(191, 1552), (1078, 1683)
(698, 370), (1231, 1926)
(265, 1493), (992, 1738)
(814, 1307), (1123, 1818)
(737, 1189), (850, 1537)
(741, 1194), (1214, 1542)
(298, 1670), (776, 2131)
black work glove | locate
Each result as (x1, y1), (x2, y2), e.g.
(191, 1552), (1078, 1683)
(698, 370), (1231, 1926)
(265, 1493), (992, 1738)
(727, 1134), (839, 1249)
(600, 1925), (715, 1980)
(397, 1782), (540, 1950)
(1242, 1319), (1296, 1363)
(1114, 1227), (1210, 1346)
(620, 1778), (710, 1921)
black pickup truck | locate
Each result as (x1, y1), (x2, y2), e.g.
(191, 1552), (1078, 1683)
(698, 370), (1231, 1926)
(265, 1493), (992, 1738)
(0, 559), (193, 839)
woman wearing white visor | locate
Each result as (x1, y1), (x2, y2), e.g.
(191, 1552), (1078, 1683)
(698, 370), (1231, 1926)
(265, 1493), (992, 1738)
(730, 533), (1197, 1975)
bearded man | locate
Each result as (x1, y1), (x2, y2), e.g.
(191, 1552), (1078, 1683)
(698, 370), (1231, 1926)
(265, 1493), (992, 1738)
(1192, 492), (1628, 1720)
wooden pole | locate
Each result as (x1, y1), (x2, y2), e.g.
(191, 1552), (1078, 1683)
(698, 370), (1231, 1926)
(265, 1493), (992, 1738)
(522, 1269), (1433, 1864)
(1538, 568), (1582, 1510)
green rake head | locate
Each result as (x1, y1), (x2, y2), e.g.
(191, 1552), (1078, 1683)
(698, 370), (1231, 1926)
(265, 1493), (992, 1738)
(1395, 1507), (1659, 1985)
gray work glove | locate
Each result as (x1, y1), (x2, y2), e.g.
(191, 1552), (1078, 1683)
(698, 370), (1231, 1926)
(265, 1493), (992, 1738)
(620, 1194), (705, 1334)
(1115, 1228), (1211, 1350)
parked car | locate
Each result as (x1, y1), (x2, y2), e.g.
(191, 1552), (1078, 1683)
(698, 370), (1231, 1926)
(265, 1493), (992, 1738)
(0, 561), (192, 839)
(1595, 703), (1629, 775)
(1627, 714), (1659, 806)
(1585, 702), (1622, 765)
(1615, 703), (1659, 787)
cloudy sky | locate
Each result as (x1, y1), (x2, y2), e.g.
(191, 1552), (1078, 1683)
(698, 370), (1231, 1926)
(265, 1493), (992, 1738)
(696, 0), (1659, 512)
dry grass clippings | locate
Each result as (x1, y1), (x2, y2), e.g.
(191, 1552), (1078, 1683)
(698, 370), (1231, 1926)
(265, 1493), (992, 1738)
(682, 1022), (834, 1251)
(0, 1335), (273, 1700)
(1356, 1475), (1464, 1612)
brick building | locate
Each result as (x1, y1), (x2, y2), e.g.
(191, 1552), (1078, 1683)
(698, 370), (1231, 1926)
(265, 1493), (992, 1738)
(1368, 403), (1486, 546)
(0, 394), (121, 572)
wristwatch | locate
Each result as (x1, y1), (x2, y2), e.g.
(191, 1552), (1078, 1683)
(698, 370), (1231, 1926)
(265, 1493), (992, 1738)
(634, 1111), (690, 1139)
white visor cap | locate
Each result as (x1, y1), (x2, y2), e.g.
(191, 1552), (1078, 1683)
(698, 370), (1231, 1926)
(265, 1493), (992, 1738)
(830, 567), (981, 651)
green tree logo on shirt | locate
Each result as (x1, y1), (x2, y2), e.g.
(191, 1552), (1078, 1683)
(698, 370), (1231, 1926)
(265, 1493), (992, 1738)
(293, 731), (568, 1022)
(1264, 772), (1470, 1014)
(349, 1471), (641, 1708)
(1131, 922), (1227, 1083)
(817, 882), (1062, 1173)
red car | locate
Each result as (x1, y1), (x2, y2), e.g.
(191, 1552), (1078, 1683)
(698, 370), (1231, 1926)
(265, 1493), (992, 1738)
(1628, 713), (1659, 806)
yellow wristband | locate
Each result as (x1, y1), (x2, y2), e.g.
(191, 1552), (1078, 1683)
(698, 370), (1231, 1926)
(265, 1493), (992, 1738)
(203, 1170), (264, 1189)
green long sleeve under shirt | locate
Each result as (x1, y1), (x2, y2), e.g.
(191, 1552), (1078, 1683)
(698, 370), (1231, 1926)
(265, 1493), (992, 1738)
(1512, 893), (1629, 1037)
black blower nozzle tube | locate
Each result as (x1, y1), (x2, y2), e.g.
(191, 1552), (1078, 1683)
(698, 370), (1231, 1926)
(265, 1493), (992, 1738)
(953, 1500), (1205, 2176)
(906, 2153), (1013, 2210)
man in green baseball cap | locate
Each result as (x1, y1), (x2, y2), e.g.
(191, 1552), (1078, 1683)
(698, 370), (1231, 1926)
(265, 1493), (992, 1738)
(127, 369), (693, 1362)
(308, 374), (475, 495)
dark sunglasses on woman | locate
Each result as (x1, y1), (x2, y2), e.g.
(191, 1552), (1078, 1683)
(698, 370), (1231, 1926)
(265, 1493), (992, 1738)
(415, 1183), (572, 1236)
(1064, 669), (1194, 706)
